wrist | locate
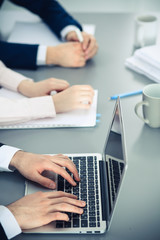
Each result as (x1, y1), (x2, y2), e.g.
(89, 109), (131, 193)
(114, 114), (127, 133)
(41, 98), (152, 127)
(9, 150), (25, 170)
(65, 31), (75, 41)
(46, 46), (58, 65)
(52, 95), (61, 113)
(18, 80), (34, 97)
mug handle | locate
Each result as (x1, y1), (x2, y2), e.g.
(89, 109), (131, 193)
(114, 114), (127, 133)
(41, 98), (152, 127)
(134, 101), (149, 124)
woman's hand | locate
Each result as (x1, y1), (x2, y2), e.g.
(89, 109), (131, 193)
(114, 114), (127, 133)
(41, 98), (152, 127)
(53, 85), (94, 113)
(18, 78), (69, 97)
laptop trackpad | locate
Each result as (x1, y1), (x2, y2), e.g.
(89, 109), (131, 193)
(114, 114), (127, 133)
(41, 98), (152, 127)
(25, 170), (58, 195)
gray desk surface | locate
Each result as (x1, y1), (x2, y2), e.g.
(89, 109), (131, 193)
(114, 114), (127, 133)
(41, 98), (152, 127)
(1, 13), (160, 240)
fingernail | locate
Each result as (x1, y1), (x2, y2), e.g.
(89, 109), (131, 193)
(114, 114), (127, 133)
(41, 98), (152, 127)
(49, 183), (56, 189)
(77, 176), (80, 181)
(73, 181), (77, 186)
(80, 209), (83, 214)
(81, 201), (86, 206)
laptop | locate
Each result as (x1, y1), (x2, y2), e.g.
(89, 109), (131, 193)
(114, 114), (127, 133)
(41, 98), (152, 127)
(24, 97), (127, 234)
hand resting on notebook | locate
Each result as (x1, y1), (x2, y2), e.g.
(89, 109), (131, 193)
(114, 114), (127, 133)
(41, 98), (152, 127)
(18, 78), (94, 113)
(0, 60), (95, 125)
(53, 85), (94, 113)
(18, 78), (70, 97)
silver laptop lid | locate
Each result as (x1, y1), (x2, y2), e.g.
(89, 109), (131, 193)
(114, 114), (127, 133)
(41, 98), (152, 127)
(101, 97), (127, 225)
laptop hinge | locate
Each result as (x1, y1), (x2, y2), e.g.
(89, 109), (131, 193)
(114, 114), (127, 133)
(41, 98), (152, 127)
(99, 161), (109, 221)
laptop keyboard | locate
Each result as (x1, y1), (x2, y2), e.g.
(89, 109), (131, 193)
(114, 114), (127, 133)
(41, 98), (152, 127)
(56, 156), (100, 229)
(109, 158), (124, 203)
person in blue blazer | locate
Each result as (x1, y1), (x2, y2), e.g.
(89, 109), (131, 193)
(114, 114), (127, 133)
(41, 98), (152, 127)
(0, 0), (98, 69)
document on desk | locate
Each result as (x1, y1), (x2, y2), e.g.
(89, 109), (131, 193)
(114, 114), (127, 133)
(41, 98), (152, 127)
(0, 88), (98, 129)
(125, 45), (160, 83)
(8, 22), (96, 45)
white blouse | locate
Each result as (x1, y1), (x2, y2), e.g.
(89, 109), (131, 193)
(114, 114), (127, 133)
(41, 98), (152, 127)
(0, 61), (56, 125)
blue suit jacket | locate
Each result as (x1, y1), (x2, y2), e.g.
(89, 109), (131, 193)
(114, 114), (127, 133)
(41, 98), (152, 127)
(0, 142), (8, 239)
(0, 0), (82, 69)
(0, 223), (8, 240)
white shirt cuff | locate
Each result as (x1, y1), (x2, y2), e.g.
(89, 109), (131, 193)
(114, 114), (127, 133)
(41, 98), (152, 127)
(0, 145), (20, 172)
(36, 45), (47, 66)
(60, 25), (81, 41)
(0, 205), (21, 239)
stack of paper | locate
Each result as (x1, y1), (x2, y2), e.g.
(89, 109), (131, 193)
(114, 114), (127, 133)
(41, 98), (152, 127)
(125, 45), (160, 83)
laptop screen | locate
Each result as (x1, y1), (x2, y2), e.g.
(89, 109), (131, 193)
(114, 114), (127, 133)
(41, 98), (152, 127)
(102, 99), (127, 222)
(105, 103), (124, 160)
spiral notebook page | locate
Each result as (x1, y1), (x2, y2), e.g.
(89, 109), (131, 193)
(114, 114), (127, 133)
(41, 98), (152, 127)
(0, 88), (98, 129)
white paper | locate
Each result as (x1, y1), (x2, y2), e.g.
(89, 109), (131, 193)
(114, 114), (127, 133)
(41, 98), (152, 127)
(8, 21), (96, 45)
(0, 88), (98, 129)
(134, 45), (160, 69)
(125, 45), (160, 83)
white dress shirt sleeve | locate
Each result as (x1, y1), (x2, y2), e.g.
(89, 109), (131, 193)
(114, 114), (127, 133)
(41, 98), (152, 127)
(0, 205), (21, 239)
(60, 25), (81, 41)
(0, 61), (33, 92)
(36, 25), (81, 65)
(0, 60), (56, 125)
(36, 45), (47, 66)
(0, 145), (20, 172)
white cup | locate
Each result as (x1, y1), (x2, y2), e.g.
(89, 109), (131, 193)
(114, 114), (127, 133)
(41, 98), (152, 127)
(135, 84), (160, 128)
(134, 15), (158, 48)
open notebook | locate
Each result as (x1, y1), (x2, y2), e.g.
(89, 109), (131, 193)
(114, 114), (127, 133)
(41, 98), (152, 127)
(0, 88), (98, 129)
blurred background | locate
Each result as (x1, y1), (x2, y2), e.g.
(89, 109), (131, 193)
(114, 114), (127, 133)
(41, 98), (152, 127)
(0, 0), (160, 40)
(1, 0), (160, 12)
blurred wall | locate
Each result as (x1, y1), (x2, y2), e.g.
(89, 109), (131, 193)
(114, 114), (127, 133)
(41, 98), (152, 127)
(1, 0), (160, 12)
(0, 0), (160, 40)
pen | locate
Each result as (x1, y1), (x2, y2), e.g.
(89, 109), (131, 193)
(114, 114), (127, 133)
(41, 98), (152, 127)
(75, 28), (83, 42)
(109, 90), (143, 100)
(96, 113), (101, 118)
